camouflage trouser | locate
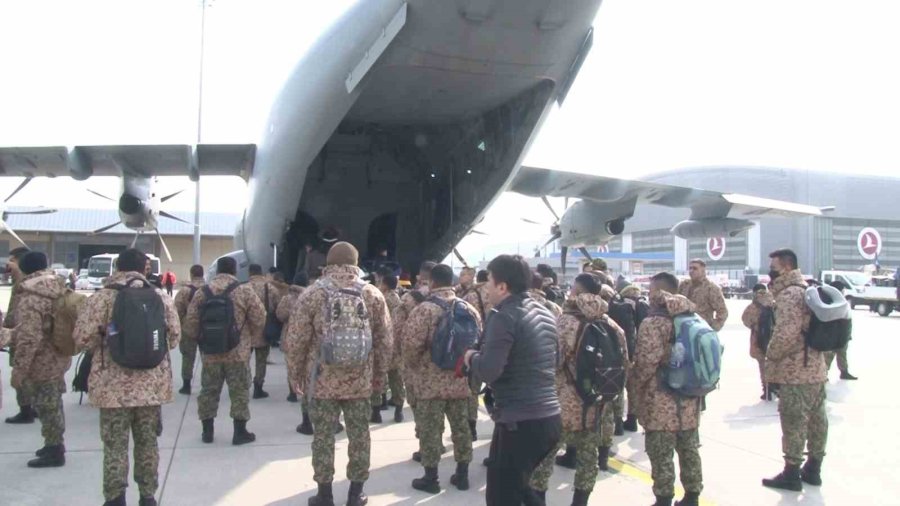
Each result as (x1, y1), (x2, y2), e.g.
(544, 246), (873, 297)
(531, 428), (602, 492)
(388, 369), (405, 405)
(824, 346), (849, 373)
(416, 398), (472, 467)
(251, 345), (270, 386)
(180, 336), (198, 382)
(198, 361), (251, 421)
(300, 396), (310, 416)
(778, 383), (828, 466)
(100, 406), (160, 501)
(626, 374), (638, 416)
(370, 376), (386, 406)
(310, 398), (370, 484)
(467, 380), (481, 422)
(613, 392), (625, 420)
(645, 430), (703, 497)
(9, 348), (33, 407)
(600, 402), (616, 447)
(756, 358), (766, 389)
(32, 380), (66, 445)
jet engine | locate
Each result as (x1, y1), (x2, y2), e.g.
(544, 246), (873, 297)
(670, 218), (753, 239)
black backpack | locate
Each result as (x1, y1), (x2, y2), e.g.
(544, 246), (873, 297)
(198, 282), (243, 355)
(634, 297), (650, 331)
(756, 303), (775, 352)
(428, 297), (480, 372)
(570, 317), (626, 430)
(804, 285), (851, 353)
(607, 296), (637, 359)
(108, 281), (168, 369)
(72, 351), (93, 404)
(263, 283), (283, 346)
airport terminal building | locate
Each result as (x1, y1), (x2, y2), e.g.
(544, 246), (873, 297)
(1, 208), (240, 277)
(592, 167), (900, 279)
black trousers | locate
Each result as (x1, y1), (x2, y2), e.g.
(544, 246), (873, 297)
(486, 414), (561, 506)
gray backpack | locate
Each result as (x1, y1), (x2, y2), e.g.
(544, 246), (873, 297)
(320, 278), (372, 366)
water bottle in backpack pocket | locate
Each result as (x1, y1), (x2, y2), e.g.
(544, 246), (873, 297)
(321, 279), (372, 366)
(107, 281), (168, 369)
(664, 313), (723, 397)
(428, 297), (480, 372)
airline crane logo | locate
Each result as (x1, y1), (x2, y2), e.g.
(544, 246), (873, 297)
(857, 227), (882, 260)
(707, 237), (726, 261)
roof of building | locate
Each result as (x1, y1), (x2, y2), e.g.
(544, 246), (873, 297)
(5, 207), (240, 236)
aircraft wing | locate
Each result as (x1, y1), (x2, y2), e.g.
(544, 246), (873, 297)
(0, 144), (256, 181)
(510, 166), (824, 220)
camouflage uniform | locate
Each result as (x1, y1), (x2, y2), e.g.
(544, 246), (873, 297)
(0, 327), (11, 409)
(742, 291), (775, 390)
(394, 289), (426, 412)
(247, 275), (285, 388)
(632, 292), (703, 498)
(765, 269), (827, 467)
(678, 278), (729, 331)
(277, 284), (306, 405)
(462, 283), (492, 420)
(284, 265), (392, 485)
(5, 281), (32, 408)
(824, 346), (849, 375)
(372, 288), (404, 406)
(73, 271), (181, 501)
(402, 287), (479, 467)
(531, 294), (627, 493)
(11, 270), (71, 446)
(183, 273), (266, 422)
(620, 285), (645, 418)
(173, 277), (205, 382)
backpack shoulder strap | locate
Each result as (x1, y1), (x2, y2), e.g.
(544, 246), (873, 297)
(188, 285), (199, 302)
(264, 283), (270, 311)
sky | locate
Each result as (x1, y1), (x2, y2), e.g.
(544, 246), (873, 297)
(1, 0), (899, 262)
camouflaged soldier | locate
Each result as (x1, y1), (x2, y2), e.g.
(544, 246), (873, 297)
(529, 272), (563, 319)
(678, 259), (728, 331)
(184, 256), (266, 446)
(0, 325), (11, 410)
(531, 274), (627, 506)
(461, 268), (492, 429)
(632, 273), (703, 506)
(73, 249), (181, 506)
(394, 261), (436, 437)
(762, 249), (828, 492)
(173, 264), (206, 395)
(10, 252), (72, 468)
(403, 264), (480, 494)
(619, 284), (648, 432)
(742, 284), (776, 400)
(4, 246), (37, 424)
(247, 263), (280, 399)
(284, 242), (392, 506)
(277, 271), (316, 434)
(378, 273), (406, 423)
(454, 266), (477, 298)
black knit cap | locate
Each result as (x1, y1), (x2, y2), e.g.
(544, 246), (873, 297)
(19, 251), (48, 275)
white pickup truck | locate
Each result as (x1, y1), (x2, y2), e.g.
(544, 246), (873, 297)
(821, 270), (899, 317)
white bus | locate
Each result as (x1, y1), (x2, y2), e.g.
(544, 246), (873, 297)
(86, 253), (161, 289)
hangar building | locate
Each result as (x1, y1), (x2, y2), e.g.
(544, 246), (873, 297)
(2, 208), (240, 277)
(598, 167), (900, 279)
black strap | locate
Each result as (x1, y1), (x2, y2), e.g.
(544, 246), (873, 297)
(264, 283), (271, 312)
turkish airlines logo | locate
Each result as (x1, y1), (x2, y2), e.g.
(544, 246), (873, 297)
(707, 237), (726, 261)
(857, 227), (882, 260)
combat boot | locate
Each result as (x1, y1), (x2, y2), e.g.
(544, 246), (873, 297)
(179, 379), (191, 395)
(555, 445), (577, 469)
(411, 467), (441, 494)
(380, 393), (389, 411)
(5, 405), (36, 424)
(201, 418), (214, 443)
(27, 444), (65, 468)
(393, 405), (404, 423)
(232, 419), (256, 445)
(287, 390), (298, 403)
(253, 382), (269, 399)
(450, 462), (469, 490)
(297, 412), (314, 435)
(614, 418), (625, 436)
(139, 496), (157, 506)
(347, 481), (368, 506)
(840, 371), (858, 380)
(597, 446), (611, 471)
(572, 488), (591, 506)
(532, 489), (546, 502)
(370, 406), (382, 424)
(308, 482), (334, 506)
(652, 495), (673, 506)
(675, 491), (699, 506)
(801, 457), (823, 486)
(103, 494), (126, 506)
(623, 414), (638, 432)
(762, 464), (802, 491)
(469, 419), (478, 440)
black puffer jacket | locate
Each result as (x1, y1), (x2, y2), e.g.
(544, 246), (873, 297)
(471, 293), (560, 423)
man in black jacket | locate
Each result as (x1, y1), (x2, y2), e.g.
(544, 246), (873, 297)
(465, 254), (561, 506)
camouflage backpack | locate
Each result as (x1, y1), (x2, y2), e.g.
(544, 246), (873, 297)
(50, 288), (87, 356)
(320, 278), (372, 366)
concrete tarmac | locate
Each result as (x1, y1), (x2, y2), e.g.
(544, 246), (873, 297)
(1, 291), (896, 505)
